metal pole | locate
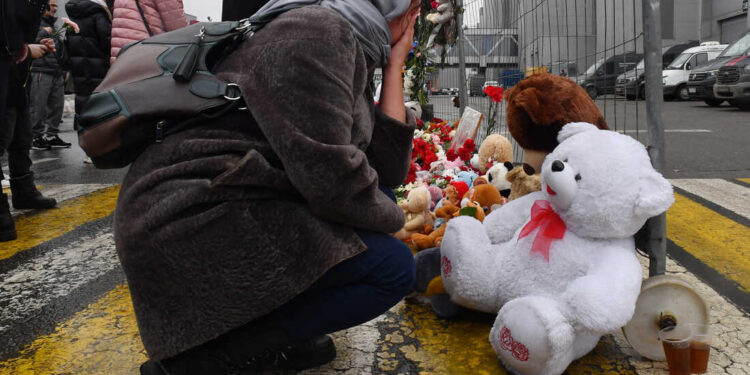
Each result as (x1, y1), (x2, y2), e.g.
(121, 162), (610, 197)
(456, 0), (468, 116)
(638, 0), (667, 277)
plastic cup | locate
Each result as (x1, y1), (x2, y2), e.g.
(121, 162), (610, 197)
(659, 326), (691, 375)
(687, 323), (713, 374)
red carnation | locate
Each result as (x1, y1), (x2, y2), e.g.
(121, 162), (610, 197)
(416, 118), (424, 129)
(432, 117), (444, 123)
(423, 151), (438, 168)
(458, 147), (471, 162)
(405, 163), (418, 184)
(484, 86), (505, 103)
(446, 149), (458, 161)
(431, 1), (439, 9)
(463, 139), (476, 152)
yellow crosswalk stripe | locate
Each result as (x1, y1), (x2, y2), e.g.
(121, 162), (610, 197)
(0, 285), (146, 375)
(667, 193), (750, 292)
(0, 186), (120, 261)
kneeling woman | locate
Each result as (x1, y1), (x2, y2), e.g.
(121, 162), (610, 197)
(114, 0), (421, 374)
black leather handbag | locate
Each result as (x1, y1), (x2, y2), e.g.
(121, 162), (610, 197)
(77, 20), (253, 169)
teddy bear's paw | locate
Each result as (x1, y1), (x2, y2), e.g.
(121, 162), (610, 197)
(490, 296), (576, 375)
(440, 217), (497, 313)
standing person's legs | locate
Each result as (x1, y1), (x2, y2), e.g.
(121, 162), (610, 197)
(43, 74), (65, 137)
(0, 52), (9, 132)
(1, 108), (21, 180)
(6, 106), (56, 209)
(0, 58), (18, 241)
(6, 107), (33, 178)
(29, 72), (52, 139)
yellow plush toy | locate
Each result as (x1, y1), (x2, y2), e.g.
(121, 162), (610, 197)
(394, 187), (435, 240)
(477, 134), (514, 173)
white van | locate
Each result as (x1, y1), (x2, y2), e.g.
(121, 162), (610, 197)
(662, 42), (727, 100)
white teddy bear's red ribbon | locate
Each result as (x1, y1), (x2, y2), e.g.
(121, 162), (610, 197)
(518, 200), (566, 261)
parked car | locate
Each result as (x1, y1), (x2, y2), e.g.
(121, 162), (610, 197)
(662, 42), (727, 101)
(615, 41), (699, 100)
(576, 51), (643, 99)
(714, 52), (750, 109)
(687, 32), (750, 106)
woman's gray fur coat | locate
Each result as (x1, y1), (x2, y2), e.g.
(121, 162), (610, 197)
(113, 6), (416, 361)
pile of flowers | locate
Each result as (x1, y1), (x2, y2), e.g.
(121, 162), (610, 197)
(396, 117), (483, 201)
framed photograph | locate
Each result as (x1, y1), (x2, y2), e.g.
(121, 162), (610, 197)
(451, 106), (483, 151)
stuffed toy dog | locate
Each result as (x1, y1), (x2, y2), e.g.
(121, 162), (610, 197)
(440, 123), (674, 375)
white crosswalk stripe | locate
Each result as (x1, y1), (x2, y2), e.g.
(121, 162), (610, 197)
(0, 231), (118, 333)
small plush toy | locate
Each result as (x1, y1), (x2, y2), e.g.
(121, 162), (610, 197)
(485, 161), (515, 198)
(440, 123), (674, 375)
(506, 164), (542, 201)
(411, 203), (461, 251)
(427, 185), (443, 211)
(505, 73), (608, 173)
(394, 187), (435, 240)
(461, 183), (507, 214)
(444, 181), (469, 207)
(477, 134), (514, 173)
(456, 170), (479, 188)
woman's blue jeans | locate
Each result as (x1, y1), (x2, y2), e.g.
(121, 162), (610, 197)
(275, 187), (415, 339)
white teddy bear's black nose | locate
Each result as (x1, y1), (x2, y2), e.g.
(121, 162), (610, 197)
(551, 160), (565, 172)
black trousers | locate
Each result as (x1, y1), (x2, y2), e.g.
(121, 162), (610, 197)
(0, 52), (9, 138)
(0, 105), (34, 181)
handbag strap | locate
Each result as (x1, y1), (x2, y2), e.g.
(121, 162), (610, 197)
(134, 0), (154, 37)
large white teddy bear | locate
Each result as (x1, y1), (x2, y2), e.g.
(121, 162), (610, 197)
(440, 123), (674, 375)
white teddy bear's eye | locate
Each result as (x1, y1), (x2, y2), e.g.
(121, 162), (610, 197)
(575, 174), (582, 181)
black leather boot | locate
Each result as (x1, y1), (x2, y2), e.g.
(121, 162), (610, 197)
(10, 173), (57, 209)
(0, 193), (17, 242)
(140, 315), (336, 375)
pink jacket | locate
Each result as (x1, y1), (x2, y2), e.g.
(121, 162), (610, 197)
(110, 0), (187, 64)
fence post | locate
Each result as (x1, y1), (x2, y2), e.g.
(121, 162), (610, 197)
(638, 0), (667, 277)
(456, 0), (468, 116)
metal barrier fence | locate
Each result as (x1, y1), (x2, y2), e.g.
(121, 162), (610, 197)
(426, 0), (657, 163)
(425, 0), (667, 275)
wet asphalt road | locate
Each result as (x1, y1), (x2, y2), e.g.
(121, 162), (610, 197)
(428, 96), (750, 180)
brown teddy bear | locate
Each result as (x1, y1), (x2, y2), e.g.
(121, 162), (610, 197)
(506, 163), (542, 201)
(394, 187), (435, 241)
(504, 73), (609, 173)
(477, 134), (514, 173)
(410, 203), (460, 252)
(462, 183), (507, 215)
